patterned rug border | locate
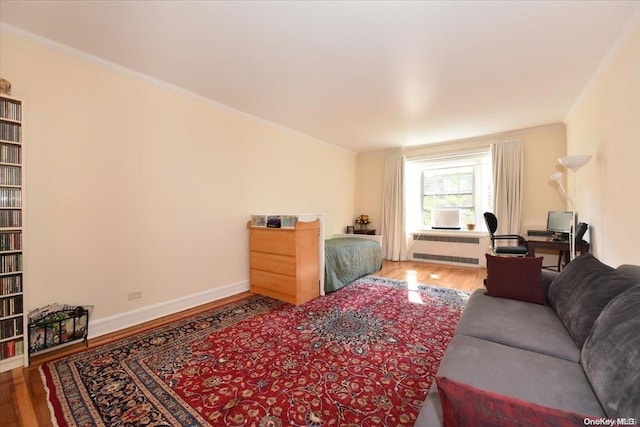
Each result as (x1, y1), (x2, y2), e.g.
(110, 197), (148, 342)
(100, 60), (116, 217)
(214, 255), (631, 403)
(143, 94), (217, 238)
(41, 276), (469, 427)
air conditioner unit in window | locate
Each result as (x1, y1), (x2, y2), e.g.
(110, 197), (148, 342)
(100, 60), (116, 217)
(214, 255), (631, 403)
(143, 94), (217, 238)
(431, 208), (461, 230)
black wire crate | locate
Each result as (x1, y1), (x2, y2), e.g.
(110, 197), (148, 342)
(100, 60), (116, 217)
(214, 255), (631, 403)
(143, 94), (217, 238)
(28, 305), (89, 357)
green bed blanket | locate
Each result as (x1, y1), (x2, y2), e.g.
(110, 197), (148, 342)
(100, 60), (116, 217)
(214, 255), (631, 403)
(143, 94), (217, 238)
(324, 237), (383, 293)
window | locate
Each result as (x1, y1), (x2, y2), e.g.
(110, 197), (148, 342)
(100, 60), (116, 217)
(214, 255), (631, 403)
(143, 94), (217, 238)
(423, 166), (475, 226)
(406, 151), (492, 231)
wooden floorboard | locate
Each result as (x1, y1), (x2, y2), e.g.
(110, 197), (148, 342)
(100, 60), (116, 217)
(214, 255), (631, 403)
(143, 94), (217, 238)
(376, 259), (486, 292)
(1, 261), (485, 426)
(0, 367), (20, 427)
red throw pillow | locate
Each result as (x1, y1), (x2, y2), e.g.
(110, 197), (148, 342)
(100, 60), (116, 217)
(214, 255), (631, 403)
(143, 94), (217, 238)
(485, 254), (545, 304)
(436, 376), (597, 427)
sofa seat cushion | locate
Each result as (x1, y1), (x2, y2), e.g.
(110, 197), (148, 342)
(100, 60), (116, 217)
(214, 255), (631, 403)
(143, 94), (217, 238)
(454, 289), (580, 362)
(581, 285), (640, 418)
(435, 335), (606, 417)
(549, 254), (638, 348)
(436, 376), (597, 427)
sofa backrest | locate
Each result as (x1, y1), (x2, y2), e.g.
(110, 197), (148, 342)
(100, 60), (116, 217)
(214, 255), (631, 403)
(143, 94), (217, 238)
(542, 263), (640, 303)
(548, 254), (638, 348)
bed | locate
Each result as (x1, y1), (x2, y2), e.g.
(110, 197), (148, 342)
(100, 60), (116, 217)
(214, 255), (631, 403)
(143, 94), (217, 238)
(324, 236), (383, 293)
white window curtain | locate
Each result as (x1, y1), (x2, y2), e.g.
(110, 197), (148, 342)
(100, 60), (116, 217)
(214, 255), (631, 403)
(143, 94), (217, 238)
(381, 154), (406, 261)
(491, 140), (523, 234)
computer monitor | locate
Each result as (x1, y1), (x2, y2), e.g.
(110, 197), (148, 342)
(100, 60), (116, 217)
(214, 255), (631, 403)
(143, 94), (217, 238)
(546, 211), (573, 239)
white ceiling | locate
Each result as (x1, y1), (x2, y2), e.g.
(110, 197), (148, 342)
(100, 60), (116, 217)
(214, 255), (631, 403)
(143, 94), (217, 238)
(1, 1), (638, 153)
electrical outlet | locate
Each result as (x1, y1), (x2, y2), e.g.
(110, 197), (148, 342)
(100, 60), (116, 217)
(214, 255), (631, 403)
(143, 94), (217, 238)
(128, 291), (142, 300)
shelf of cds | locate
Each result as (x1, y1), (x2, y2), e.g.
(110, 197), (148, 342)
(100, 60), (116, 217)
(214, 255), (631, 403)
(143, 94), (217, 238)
(0, 94), (24, 372)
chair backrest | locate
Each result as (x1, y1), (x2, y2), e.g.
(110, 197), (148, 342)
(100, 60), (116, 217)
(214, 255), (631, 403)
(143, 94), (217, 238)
(575, 222), (589, 242)
(483, 212), (498, 237)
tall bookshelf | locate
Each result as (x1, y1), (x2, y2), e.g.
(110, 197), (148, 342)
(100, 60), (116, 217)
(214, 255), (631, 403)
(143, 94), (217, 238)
(0, 94), (24, 372)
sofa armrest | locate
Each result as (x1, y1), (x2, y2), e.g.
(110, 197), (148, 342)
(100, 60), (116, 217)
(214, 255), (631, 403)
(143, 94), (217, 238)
(616, 264), (640, 282)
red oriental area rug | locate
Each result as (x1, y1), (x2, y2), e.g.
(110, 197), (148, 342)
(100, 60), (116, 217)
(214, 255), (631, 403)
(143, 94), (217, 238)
(41, 276), (469, 426)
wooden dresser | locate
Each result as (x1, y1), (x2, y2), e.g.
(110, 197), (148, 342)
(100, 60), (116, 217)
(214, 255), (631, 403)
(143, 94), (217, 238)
(247, 220), (320, 305)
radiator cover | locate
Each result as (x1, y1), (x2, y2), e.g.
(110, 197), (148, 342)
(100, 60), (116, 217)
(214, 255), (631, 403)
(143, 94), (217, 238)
(409, 232), (489, 268)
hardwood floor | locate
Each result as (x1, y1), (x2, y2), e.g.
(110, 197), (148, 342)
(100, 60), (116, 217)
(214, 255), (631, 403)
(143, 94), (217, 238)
(0, 261), (485, 426)
(376, 259), (486, 292)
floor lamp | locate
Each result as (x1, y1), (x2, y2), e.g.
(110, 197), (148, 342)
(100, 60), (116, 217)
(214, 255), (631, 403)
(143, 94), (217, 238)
(550, 154), (592, 261)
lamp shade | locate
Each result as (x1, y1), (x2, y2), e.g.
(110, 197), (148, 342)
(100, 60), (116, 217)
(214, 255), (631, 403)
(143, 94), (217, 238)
(550, 172), (564, 182)
(559, 155), (592, 171)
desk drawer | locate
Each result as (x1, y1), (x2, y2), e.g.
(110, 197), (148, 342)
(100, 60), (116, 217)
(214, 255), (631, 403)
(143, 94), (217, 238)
(250, 252), (296, 276)
(250, 269), (297, 296)
(250, 229), (296, 256)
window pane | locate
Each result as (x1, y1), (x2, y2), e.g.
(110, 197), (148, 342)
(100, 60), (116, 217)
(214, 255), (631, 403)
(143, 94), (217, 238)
(423, 196), (435, 210)
(423, 212), (431, 227)
(445, 175), (459, 193)
(435, 196), (449, 207)
(459, 194), (473, 206)
(461, 208), (475, 224)
(424, 179), (437, 195)
(460, 174), (473, 192)
(445, 194), (460, 206)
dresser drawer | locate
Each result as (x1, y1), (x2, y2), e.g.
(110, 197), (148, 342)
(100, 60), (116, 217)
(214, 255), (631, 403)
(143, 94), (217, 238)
(250, 269), (297, 296)
(250, 229), (296, 256)
(250, 252), (297, 276)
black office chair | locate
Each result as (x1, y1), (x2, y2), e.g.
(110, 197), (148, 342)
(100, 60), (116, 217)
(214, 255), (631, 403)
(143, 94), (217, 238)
(483, 212), (528, 256)
(556, 222), (589, 271)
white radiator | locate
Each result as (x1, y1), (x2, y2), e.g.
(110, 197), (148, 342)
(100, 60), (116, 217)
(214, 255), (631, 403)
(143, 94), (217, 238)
(409, 231), (490, 268)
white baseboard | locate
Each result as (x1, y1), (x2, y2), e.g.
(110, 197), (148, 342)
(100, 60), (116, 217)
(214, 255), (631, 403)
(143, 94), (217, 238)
(88, 280), (250, 339)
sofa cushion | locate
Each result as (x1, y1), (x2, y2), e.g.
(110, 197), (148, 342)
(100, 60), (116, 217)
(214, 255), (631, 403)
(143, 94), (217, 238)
(435, 335), (606, 417)
(581, 285), (640, 418)
(485, 254), (545, 304)
(454, 289), (580, 362)
(548, 254), (638, 348)
(435, 376), (595, 427)
(616, 264), (640, 282)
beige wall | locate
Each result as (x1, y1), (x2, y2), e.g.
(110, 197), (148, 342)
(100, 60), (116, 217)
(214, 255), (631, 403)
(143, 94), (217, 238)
(565, 20), (640, 266)
(355, 124), (567, 238)
(1, 32), (356, 323)
(354, 153), (386, 232)
(521, 125), (568, 233)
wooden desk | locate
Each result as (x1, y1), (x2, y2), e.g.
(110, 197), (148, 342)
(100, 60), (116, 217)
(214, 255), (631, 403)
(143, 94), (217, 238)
(526, 237), (590, 270)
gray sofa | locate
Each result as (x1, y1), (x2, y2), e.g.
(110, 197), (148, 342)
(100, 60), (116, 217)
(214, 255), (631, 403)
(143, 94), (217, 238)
(415, 254), (640, 426)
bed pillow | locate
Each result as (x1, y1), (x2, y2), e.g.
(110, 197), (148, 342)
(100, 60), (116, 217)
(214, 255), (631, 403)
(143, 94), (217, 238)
(548, 254), (637, 348)
(581, 285), (640, 418)
(436, 376), (595, 427)
(485, 254), (545, 304)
